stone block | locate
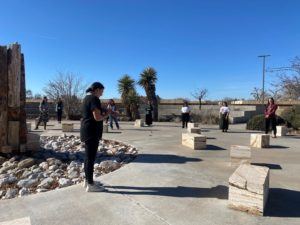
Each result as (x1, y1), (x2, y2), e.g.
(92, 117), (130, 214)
(103, 124), (109, 133)
(134, 119), (144, 127)
(187, 127), (201, 134)
(276, 126), (288, 137)
(230, 145), (251, 167)
(26, 133), (40, 151)
(182, 133), (206, 150)
(62, 123), (74, 132)
(228, 164), (269, 216)
(250, 134), (270, 148)
(187, 122), (200, 129)
(26, 122), (31, 132)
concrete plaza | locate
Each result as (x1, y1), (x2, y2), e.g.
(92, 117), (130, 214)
(0, 121), (299, 225)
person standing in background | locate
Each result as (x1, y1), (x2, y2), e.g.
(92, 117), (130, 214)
(107, 99), (120, 130)
(145, 101), (153, 126)
(35, 96), (49, 130)
(181, 101), (191, 128)
(56, 97), (63, 124)
(265, 97), (278, 138)
(219, 101), (230, 132)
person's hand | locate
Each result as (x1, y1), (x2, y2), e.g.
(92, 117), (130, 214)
(265, 115), (269, 118)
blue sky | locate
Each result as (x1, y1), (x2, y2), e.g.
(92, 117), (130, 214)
(1, 0), (299, 100)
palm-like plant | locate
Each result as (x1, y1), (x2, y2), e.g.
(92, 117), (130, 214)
(118, 74), (137, 120)
(138, 67), (158, 121)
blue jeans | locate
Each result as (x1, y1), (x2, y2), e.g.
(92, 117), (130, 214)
(109, 115), (119, 129)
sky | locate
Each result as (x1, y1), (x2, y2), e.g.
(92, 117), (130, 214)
(1, 0), (300, 100)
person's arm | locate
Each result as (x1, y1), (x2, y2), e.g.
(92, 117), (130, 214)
(269, 105), (278, 115)
(90, 97), (110, 121)
(92, 108), (109, 121)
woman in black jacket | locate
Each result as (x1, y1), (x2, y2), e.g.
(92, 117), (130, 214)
(80, 82), (110, 192)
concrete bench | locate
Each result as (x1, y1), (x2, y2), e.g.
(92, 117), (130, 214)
(250, 134), (270, 148)
(228, 164), (269, 216)
(62, 123), (74, 132)
(230, 145), (251, 166)
(26, 122), (32, 132)
(187, 122), (200, 129)
(103, 124), (109, 133)
(276, 126), (288, 137)
(134, 119), (144, 127)
(182, 133), (206, 150)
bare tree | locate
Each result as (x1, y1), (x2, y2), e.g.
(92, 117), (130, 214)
(43, 72), (87, 119)
(250, 87), (271, 101)
(270, 57), (300, 100)
(191, 88), (208, 109)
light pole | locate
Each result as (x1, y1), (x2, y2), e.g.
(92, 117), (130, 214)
(258, 55), (271, 105)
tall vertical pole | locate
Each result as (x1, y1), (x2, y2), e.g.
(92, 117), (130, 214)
(258, 55), (270, 105)
(262, 56), (266, 105)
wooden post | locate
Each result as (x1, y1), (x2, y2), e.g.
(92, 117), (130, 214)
(20, 54), (27, 144)
(0, 46), (8, 150)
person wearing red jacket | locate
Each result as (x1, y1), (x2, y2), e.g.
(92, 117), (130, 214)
(264, 98), (278, 138)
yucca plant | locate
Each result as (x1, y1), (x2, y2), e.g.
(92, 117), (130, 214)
(138, 67), (158, 121)
(118, 74), (137, 121)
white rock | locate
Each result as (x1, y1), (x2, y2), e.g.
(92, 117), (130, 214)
(19, 188), (30, 197)
(58, 178), (72, 187)
(38, 177), (55, 189)
(17, 178), (39, 188)
(39, 162), (49, 170)
(4, 188), (18, 199)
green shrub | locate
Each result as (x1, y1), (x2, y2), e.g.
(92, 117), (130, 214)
(246, 114), (265, 131)
(281, 105), (300, 130)
(246, 114), (286, 131)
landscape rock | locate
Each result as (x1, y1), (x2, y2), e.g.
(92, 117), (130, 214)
(18, 158), (36, 169)
(4, 188), (18, 199)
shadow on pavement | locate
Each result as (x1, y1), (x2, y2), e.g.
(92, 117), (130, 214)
(269, 145), (289, 149)
(203, 145), (226, 151)
(106, 185), (228, 199)
(133, 154), (202, 164)
(265, 188), (300, 217)
(251, 163), (282, 170)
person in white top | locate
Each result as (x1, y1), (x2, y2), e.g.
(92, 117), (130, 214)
(219, 101), (230, 132)
(181, 101), (191, 128)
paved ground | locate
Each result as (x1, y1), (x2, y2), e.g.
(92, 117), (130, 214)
(0, 121), (300, 225)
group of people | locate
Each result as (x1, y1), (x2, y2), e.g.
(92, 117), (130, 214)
(181, 98), (278, 137)
(34, 81), (279, 192)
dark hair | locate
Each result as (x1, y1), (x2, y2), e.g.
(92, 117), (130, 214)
(223, 101), (228, 107)
(86, 82), (105, 93)
(109, 99), (115, 105)
(268, 98), (275, 105)
(183, 101), (188, 106)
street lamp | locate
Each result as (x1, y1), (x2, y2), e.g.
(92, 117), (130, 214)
(258, 55), (271, 105)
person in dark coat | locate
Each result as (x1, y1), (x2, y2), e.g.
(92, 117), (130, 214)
(80, 82), (110, 192)
(35, 96), (49, 130)
(264, 97), (278, 138)
(145, 101), (153, 126)
(219, 101), (230, 132)
(56, 97), (63, 123)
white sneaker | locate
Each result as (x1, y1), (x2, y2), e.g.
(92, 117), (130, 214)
(86, 183), (106, 192)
